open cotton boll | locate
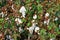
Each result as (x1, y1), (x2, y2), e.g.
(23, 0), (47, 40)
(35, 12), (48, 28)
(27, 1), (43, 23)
(35, 27), (40, 33)
(21, 11), (26, 18)
(44, 19), (50, 25)
(50, 38), (55, 40)
(19, 27), (23, 33)
(19, 6), (26, 13)
(15, 18), (22, 24)
(32, 20), (35, 23)
(0, 12), (4, 18)
(19, 6), (26, 18)
(27, 23), (36, 34)
(27, 26), (34, 34)
(45, 13), (49, 17)
(54, 17), (58, 21)
(12, 5), (14, 10)
(5, 17), (9, 20)
(33, 14), (37, 19)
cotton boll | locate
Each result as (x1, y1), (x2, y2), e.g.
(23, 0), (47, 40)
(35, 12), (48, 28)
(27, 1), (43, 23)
(5, 17), (9, 20)
(27, 23), (36, 34)
(35, 27), (40, 33)
(18, 18), (22, 24)
(33, 14), (37, 19)
(50, 38), (53, 40)
(45, 13), (49, 17)
(15, 18), (22, 24)
(44, 19), (50, 25)
(59, 25), (60, 29)
(44, 21), (47, 24)
(19, 27), (23, 33)
(54, 17), (58, 21)
(32, 20), (35, 22)
(0, 12), (4, 18)
(19, 6), (26, 13)
(47, 19), (50, 25)
(21, 12), (26, 18)
(19, 6), (26, 18)
(27, 27), (34, 34)
(50, 38), (55, 40)
(12, 5), (14, 10)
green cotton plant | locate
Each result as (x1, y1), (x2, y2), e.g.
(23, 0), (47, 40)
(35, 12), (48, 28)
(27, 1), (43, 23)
(55, 11), (60, 17)
(0, 18), (4, 23)
(4, 22), (9, 28)
(48, 33), (56, 38)
(0, 25), (2, 29)
(39, 29), (46, 36)
(55, 27), (60, 34)
(26, 0), (31, 4)
(0, 0), (6, 7)
(14, 0), (20, 5)
(36, 0), (40, 3)
(48, 22), (56, 30)
(27, 22), (31, 27)
(39, 29), (47, 40)
(37, 4), (43, 13)
(22, 18), (26, 23)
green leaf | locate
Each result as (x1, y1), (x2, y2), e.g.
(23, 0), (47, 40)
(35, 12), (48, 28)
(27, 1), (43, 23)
(0, 25), (2, 29)
(37, 4), (43, 13)
(27, 22), (31, 27)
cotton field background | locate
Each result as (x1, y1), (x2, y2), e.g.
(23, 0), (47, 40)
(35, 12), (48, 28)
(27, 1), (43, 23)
(0, 0), (60, 40)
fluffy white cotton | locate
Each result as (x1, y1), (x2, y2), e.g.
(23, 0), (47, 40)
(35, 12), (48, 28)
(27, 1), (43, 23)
(44, 19), (50, 25)
(12, 5), (14, 10)
(33, 14), (37, 19)
(27, 26), (34, 34)
(54, 17), (58, 21)
(32, 20), (35, 23)
(45, 13), (49, 17)
(50, 38), (55, 40)
(19, 6), (26, 18)
(35, 27), (40, 33)
(50, 39), (53, 40)
(19, 27), (23, 33)
(15, 18), (22, 24)
(5, 17), (9, 20)
(0, 12), (4, 18)
(27, 23), (36, 34)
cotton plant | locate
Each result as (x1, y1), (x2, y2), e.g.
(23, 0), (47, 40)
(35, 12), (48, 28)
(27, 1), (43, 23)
(19, 6), (26, 18)
(15, 18), (22, 25)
